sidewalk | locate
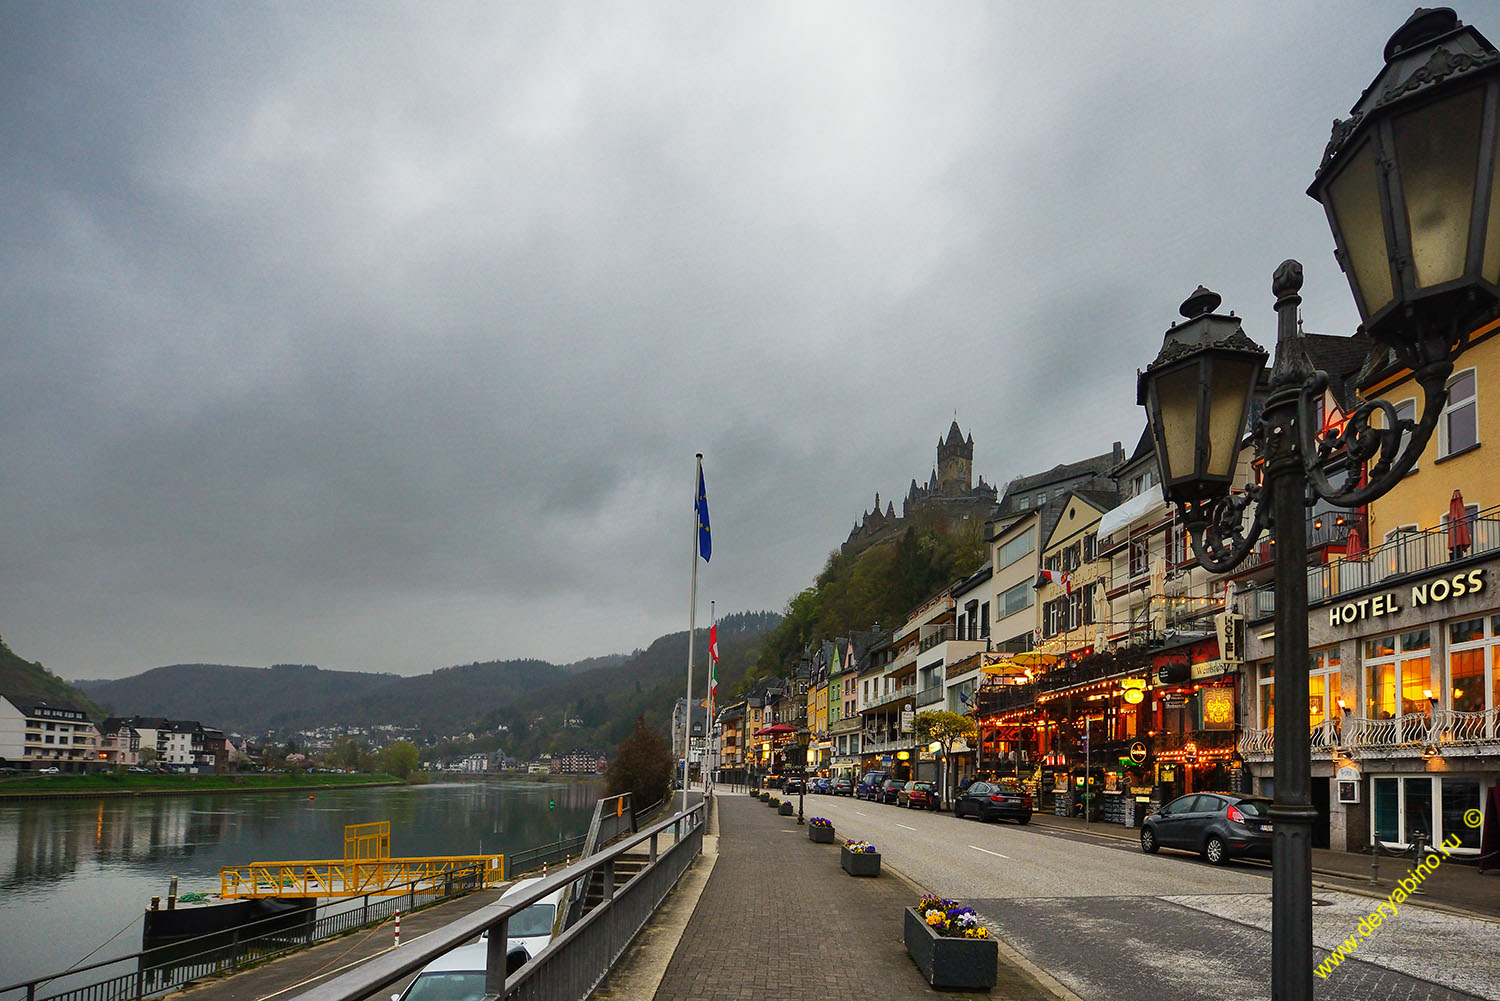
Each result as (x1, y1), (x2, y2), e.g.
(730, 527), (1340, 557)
(638, 791), (1060, 1001)
(1027, 811), (1500, 918)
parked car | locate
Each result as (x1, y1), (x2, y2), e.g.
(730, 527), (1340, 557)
(810, 777), (830, 794)
(952, 781), (1032, 823)
(37, 767), (60, 775)
(483, 876), (568, 973)
(877, 778), (905, 804)
(782, 776), (804, 794)
(855, 770), (890, 800)
(1139, 792), (1273, 865)
(830, 777), (853, 796)
(897, 780), (941, 811)
(391, 940), (490, 1001)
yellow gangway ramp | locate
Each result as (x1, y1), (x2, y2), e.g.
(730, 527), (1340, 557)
(220, 821), (504, 899)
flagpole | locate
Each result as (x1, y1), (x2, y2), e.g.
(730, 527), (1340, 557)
(704, 599), (715, 795)
(684, 454), (702, 814)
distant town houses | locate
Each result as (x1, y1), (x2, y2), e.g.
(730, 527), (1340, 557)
(0, 695), (234, 774)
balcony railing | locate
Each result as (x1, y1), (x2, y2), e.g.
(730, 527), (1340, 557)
(1246, 506), (1500, 620)
(919, 626), (954, 653)
(916, 685), (944, 707)
(864, 684), (917, 712)
(1239, 707), (1500, 760)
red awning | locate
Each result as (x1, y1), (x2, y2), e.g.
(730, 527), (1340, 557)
(752, 723), (796, 737)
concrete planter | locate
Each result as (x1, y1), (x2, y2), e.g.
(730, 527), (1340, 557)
(768, 796), (780, 807)
(778, 802), (794, 816)
(759, 791), (769, 802)
(809, 825), (835, 843)
(840, 847), (881, 877)
(903, 907), (998, 990)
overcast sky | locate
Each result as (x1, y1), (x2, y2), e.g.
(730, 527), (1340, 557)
(2, 2), (1473, 680)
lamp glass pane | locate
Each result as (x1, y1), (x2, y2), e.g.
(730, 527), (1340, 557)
(1393, 87), (1482, 289)
(1325, 139), (1394, 317)
(1154, 362), (1202, 482)
(1205, 357), (1259, 480)
(1485, 109), (1500, 284)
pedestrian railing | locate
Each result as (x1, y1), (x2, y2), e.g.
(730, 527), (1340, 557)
(291, 798), (706, 1001)
(1, 867), (484, 1001)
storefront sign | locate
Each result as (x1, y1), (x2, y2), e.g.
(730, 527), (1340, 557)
(1327, 569), (1485, 627)
(1202, 687), (1235, 731)
(1128, 740), (1149, 764)
(1215, 611), (1243, 665)
(1122, 677), (1146, 704)
(900, 706), (914, 733)
(1190, 659), (1230, 680)
(1160, 693), (1188, 710)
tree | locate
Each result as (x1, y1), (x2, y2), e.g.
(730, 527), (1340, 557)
(605, 716), (673, 811)
(912, 710), (978, 806)
(380, 740), (421, 780)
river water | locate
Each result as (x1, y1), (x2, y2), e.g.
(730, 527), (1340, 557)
(0, 779), (602, 989)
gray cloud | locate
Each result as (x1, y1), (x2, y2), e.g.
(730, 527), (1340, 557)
(0, 1), (1449, 677)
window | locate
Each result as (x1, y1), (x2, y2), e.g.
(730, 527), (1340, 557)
(1017, 495), (1029, 509)
(1129, 539), (1148, 578)
(1067, 590), (1083, 630)
(996, 531), (1035, 571)
(1440, 368), (1477, 456)
(1045, 552), (1061, 574)
(1081, 582), (1096, 625)
(1373, 775), (1484, 851)
(1364, 629), (1432, 739)
(1447, 615), (1500, 733)
(1035, 493), (1046, 507)
(1083, 532), (1097, 563)
(1261, 647), (1341, 728)
(1000, 581), (1033, 618)
(979, 602), (990, 638)
(1044, 600), (1061, 638)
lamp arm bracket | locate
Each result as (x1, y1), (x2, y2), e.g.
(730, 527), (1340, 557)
(1300, 360), (1449, 508)
(1180, 488), (1267, 573)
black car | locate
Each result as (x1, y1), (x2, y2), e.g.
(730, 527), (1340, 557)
(782, 776), (804, 794)
(953, 781), (1032, 823)
(877, 778), (905, 804)
(1140, 792), (1273, 865)
(830, 777), (853, 796)
(855, 771), (889, 800)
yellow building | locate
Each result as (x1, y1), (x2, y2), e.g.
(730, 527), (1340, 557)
(1033, 490), (1115, 659)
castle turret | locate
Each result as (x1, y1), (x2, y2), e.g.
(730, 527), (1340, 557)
(937, 421), (974, 496)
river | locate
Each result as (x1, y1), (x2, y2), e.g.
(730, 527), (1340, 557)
(0, 778), (602, 989)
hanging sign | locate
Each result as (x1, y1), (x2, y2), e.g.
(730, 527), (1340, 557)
(900, 706), (915, 733)
(1202, 688), (1235, 731)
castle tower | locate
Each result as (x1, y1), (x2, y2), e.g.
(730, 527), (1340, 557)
(936, 421), (974, 497)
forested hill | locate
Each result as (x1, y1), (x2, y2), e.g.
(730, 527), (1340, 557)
(748, 518), (987, 686)
(0, 640), (104, 716)
(74, 610), (779, 756)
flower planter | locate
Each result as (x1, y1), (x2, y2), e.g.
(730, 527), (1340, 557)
(759, 792), (769, 802)
(840, 847), (881, 877)
(903, 907), (998, 990)
(809, 825), (835, 843)
(778, 802), (794, 816)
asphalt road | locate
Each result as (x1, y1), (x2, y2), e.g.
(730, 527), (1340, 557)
(799, 792), (1500, 1001)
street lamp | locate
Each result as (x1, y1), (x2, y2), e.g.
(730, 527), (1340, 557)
(796, 728), (811, 825)
(1137, 10), (1500, 1000)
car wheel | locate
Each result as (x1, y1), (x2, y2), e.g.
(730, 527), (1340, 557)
(1205, 835), (1229, 866)
(1140, 827), (1158, 854)
(1016, 813), (1031, 825)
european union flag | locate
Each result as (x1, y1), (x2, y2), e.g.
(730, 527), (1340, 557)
(696, 466), (711, 563)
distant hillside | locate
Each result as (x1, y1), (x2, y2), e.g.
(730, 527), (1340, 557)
(72, 612), (778, 752)
(0, 639), (105, 716)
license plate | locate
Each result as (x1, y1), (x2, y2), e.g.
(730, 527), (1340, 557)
(1259, 823), (1273, 832)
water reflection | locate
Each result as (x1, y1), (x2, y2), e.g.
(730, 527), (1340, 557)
(0, 779), (600, 987)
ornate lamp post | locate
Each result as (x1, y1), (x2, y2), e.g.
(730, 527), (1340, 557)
(1138, 10), (1500, 999)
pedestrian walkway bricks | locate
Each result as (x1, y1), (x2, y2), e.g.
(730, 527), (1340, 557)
(607, 791), (1061, 1001)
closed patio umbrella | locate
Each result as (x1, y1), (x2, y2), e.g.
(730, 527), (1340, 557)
(1344, 527), (1364, 559)
(1449, 489), (1472, 558)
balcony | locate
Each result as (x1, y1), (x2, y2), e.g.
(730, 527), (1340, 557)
(916, 685), (945, 707)
(861, 733), (918, 754)
(1246, 506), (1500, 621)
(919, 626), (954, 653)
(1239, 708), (1500, 761)
(1234, 509), (1364, 576)
(864, 684), (917, 712)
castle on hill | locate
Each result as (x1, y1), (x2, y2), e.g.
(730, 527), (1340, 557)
(842, 421), (998, 556)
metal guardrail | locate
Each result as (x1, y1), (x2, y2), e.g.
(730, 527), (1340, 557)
(221, 855), (505, 898)
(291, 797), (707, 1001)
(508, 837), (588, 876)
(1, 868), (485, 1001)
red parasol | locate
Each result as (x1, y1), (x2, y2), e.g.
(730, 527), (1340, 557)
(1345, 527), (1364, 559)
(1449, 489), (1472, 556)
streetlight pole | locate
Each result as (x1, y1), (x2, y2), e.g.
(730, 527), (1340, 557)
(1137, 12), (1500, 997)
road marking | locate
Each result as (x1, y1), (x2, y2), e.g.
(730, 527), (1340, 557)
(897, 823), (917, 831)
(854, 811), (868, 816)
(968, 845), (1011, 859)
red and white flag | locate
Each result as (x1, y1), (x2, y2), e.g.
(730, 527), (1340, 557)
(1035, 569), (1072, 594)
(709, 611), (719, 700)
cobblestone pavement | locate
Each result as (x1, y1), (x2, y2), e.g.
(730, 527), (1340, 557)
(649, 794), (1057, 1001)
(801, 793), (1498, 1001)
